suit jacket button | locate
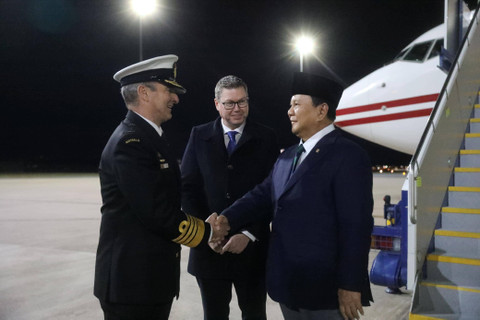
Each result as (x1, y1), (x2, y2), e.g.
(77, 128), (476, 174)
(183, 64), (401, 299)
(227, 164), (234, 170)
(226, 193), (231, 199)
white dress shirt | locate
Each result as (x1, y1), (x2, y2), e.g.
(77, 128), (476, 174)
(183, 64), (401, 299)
(221, 120), (246, 147)
(133, 111), (164, 137)
(296, 123), (335, 168)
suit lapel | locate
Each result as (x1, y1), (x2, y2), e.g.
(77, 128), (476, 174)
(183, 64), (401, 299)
(203, 117), (228, 158)
(126, 111), (181, 182)
(235, 121), (254, 151)
(205, 118), (255, 158)
(278, 130), (339, 198)
(273, 148), (296, 198)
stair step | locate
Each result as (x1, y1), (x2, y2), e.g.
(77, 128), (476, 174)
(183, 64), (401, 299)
(412, 281), (480, 316)
(465, 133), (480, 149)
(426, 253), (480, 287)
(434, 229), (480, 258)
(448, 187), (480, 208)
(454, 167), (480, 187)
(410, 312), (480, 319)
(471, 118), (480, 133)
(441, 207), (480, 232)
(459, 150), (480, 167)
(410, 104), (480, 320)
(409, 314), (447, 319)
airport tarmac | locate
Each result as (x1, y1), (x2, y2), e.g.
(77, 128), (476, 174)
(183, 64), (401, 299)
(0, 173), (410, 320)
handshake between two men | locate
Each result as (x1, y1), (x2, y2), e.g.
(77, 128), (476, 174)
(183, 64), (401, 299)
(206, 213), (243, 254)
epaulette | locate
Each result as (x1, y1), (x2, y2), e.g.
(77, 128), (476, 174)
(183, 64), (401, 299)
(172, 214), (205, 247)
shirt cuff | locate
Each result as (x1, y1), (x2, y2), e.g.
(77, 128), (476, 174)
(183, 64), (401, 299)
(205, 213), (216, 242)
(241, 230), (257, 242)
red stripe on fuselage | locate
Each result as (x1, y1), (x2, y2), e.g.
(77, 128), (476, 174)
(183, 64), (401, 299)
(335, 108), (433, 127)
(336, 93), (439, 116)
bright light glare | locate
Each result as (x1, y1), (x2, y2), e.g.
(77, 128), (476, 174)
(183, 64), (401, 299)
(131, 0), (157, 17)
(295, 36), (315, 55)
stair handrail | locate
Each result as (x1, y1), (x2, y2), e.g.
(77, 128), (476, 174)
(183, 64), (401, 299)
(406, 4), (480, 290)
(409, 5), (480, 225)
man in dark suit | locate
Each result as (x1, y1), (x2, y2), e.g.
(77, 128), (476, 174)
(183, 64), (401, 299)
(215, 72), (374, 320)
(94, 55), (227, 320)
(181, 75), (279, 320)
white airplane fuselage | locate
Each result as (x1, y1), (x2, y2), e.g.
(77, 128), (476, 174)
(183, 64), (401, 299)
(335, 25), (447, 155)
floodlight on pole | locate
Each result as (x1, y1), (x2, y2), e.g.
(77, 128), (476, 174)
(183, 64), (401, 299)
(295, 36), (315, 72)
(130, 0), (158, 61)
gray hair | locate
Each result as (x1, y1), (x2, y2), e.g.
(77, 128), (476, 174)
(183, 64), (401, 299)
(214, 75), (248, 100)
(121, 82), (157, 108)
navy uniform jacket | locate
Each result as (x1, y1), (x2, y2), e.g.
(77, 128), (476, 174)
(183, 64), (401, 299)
(181, 117), (278, 279)
(94, 110), (209, 305)
(222, 129), (374, 310)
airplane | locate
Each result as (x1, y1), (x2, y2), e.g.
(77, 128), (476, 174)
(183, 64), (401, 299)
(334, 24), (446, 155)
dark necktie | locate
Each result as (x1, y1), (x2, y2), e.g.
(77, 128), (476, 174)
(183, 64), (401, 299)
(226, 131), (238, 155)
(290, 144), (305, 177)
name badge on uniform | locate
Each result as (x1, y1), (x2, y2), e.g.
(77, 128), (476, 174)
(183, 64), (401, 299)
(157, 152), (169, 169)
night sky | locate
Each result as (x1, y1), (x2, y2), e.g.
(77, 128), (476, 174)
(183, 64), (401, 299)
(1, 0), (444, 172)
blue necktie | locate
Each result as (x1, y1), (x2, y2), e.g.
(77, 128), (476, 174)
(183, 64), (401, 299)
(226, 131), (238, 155)
(289, 144), (305, 177)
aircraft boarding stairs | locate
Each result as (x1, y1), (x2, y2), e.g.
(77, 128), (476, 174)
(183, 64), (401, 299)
(409, 104), (480, 320)
(405, 6), (480, 318)
(361, 3), (480, 319)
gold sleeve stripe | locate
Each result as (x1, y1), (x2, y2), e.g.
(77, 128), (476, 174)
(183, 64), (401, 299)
(182, 216), (198, 244)
(172, 214), (205, 247)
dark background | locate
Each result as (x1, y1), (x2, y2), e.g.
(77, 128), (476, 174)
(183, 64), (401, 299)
(0, 0), (444, 172)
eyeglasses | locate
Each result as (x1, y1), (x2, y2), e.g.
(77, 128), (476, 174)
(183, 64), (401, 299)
(221, 98), (249, 110)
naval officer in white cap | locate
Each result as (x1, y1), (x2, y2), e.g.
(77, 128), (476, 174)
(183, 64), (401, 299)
(94, 55), (228, 320)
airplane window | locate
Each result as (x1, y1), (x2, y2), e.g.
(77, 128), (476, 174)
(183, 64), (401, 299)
(427, 39), (444, 59)
(394, 48), (409, 61)
(402, 40), (433, 62)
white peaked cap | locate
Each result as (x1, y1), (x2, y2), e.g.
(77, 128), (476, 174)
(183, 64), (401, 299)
(113, 55), (186, 94)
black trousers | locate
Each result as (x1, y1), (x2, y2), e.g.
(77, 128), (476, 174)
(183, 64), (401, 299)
(196, 277), (267, 320)
(100, 299), (173, 320)
(280, 304), (344, 320)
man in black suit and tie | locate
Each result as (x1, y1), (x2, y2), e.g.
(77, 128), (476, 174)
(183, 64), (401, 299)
(181, 75), (279, 319)
(94, 55), (227, 320)
(214, 72), (374, 320)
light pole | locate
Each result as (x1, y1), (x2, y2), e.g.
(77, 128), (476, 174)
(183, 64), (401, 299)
(130, 0), (157, 61)
(295, 36), (314, 72)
